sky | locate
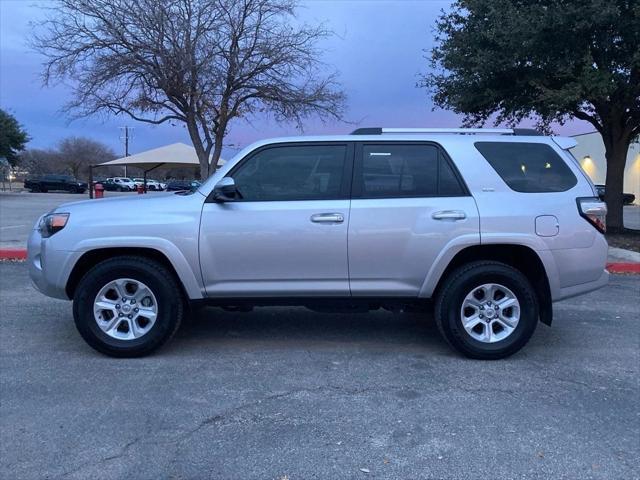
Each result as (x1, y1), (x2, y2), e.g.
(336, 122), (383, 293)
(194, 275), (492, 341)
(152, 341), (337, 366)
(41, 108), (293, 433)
(0, 0), (593, 160)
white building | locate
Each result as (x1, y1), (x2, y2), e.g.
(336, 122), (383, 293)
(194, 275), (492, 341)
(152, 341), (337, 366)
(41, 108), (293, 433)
(570, 132), (639, 204)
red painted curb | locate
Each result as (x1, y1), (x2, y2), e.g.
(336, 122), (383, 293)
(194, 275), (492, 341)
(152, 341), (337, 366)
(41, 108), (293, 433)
(607, 262), (640, 274)
(0, 249), (27, 260)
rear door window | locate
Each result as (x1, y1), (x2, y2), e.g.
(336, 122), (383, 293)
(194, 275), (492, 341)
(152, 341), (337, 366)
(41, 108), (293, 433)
(475, 142), (577, 192)
(354, 144), (466, 198)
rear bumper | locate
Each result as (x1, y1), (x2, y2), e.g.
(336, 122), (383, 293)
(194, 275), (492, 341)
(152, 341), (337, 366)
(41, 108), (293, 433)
(544, 233), (610, 302)
(555, 269), (609, 301)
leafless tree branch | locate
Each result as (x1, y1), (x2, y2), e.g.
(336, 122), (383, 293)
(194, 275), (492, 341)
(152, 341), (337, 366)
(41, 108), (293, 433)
(32, 0), (346, 177)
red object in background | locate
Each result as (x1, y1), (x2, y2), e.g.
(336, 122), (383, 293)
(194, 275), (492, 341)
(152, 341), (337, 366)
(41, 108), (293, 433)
(137, 184), (144, 194)
(94, 183), (104, 199)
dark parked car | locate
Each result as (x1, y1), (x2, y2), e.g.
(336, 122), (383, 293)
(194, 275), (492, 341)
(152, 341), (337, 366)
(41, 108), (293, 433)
(595, 184), (636, 205)
(166, 180), (201, 192)
(25, 175), (87, 193)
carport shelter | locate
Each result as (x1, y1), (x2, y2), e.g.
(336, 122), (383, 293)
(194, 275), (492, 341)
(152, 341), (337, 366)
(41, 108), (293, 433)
(90, 143), (223, 197)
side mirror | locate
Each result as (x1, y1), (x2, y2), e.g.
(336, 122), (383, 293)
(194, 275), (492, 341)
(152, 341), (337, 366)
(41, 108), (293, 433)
(213, 177), (239, 202)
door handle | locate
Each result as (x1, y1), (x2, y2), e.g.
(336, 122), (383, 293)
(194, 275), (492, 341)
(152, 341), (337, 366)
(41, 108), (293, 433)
(310, 213), (344, 223)
(432, 210), (466, 221)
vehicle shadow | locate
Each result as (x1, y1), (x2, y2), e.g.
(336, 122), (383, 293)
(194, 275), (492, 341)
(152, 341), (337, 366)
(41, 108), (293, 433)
(169, 306), (445, 352)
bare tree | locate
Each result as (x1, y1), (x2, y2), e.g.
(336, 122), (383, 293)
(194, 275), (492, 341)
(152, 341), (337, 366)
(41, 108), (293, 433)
(18, 149), (59, 176)
(32, 0), (346, 178)
(57, 137), (115, 179)
(19, 138), (115, 180)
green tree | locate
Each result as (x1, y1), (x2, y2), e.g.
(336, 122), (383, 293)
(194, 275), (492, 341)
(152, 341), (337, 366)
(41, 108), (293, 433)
(0, 109), (29, 166)
(422, 0), (640, 231)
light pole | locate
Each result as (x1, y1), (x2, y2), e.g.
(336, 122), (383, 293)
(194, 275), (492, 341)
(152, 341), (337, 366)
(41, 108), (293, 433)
(119, 126), (133, 177)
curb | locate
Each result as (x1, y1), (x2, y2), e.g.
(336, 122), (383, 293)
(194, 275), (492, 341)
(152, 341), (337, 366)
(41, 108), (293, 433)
(0, 249), (27, 260)
(1, 248), (639, 273)
(606, 262), (640, 274)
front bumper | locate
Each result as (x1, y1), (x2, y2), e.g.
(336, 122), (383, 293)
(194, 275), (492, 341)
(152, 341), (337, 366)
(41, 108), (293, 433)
(28, 228), (78, 300)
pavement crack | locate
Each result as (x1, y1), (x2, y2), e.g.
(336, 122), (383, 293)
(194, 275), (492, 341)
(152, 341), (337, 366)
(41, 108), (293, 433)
(57, 437), (142, 478)
(173, 384), (373, 444)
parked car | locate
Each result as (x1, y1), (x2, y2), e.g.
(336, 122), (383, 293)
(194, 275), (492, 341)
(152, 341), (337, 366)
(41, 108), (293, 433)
(24, 174), (87, 193)
(28, 127), (609, 359)
(166, 180), (201, 192)
(132, 178), (166, 191)
(594, 184), (635, 205)
(102, 177), (136, 191)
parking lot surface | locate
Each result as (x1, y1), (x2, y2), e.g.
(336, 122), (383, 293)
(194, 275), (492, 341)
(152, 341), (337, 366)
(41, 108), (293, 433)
(0, 191), (162, 248)
(0, 261), (638, 479)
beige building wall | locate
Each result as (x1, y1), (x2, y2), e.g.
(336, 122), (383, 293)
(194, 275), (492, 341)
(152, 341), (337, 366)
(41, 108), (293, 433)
(570, 132), (640, 205)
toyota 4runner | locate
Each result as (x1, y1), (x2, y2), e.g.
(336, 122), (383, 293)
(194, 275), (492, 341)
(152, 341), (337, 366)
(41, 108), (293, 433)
(28, 128), (609, 359)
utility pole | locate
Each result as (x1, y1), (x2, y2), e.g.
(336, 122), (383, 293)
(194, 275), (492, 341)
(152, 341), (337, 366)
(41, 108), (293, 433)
(119, 126), (133, 177)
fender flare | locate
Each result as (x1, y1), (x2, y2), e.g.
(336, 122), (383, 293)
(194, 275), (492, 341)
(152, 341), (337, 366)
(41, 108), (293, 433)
(67, 237), (204, 299)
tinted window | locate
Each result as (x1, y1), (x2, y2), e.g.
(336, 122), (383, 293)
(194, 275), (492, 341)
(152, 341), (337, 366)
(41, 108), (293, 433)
(475, 142), (577, 193)
(233, 145), (347, 201)
(358, 144), (465, 198)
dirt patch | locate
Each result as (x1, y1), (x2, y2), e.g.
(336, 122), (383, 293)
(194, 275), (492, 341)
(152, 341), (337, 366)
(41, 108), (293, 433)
(606, 229), (640, 252)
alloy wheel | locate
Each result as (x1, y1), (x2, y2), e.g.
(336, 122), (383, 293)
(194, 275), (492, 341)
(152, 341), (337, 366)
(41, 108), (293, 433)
(460, 283), (520, 343)
(93, 278), (158, 340)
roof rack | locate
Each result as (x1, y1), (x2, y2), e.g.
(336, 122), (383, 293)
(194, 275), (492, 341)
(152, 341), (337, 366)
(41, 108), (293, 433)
(350, 127), (542, 136)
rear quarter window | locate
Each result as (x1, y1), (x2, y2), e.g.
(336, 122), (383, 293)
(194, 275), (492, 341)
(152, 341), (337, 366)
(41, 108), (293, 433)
(475, 142), (577, 193)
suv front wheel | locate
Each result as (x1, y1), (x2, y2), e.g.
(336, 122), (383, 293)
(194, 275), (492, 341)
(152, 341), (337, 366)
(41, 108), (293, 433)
(73, 256), (184, 357)
(435, 261), (538, 360)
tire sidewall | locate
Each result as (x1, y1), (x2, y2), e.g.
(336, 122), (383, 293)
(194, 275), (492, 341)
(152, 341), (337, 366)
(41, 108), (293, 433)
(438, 264), (538, 358)
(74, 260), (181, 356)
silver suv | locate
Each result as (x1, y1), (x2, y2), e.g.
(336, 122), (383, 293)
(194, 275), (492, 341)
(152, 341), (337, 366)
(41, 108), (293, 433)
(28, 128), (609, 359)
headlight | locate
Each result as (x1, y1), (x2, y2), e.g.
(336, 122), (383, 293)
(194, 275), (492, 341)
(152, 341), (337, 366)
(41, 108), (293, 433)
(39, 213), (70, 238)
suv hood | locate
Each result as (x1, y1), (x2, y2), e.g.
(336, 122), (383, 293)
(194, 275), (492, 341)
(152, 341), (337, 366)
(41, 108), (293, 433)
(52, 191), (204, 215)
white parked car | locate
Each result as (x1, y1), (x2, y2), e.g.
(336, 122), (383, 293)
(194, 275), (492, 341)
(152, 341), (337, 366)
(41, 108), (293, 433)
(132, 178), (166, 191)
(106, 177), (137, 191)
(28, 127), (608, 359)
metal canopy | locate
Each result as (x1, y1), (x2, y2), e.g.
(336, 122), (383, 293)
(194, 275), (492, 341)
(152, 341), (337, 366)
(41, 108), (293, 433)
(89, 142), (225, 198)
(97, 142), (210, 170)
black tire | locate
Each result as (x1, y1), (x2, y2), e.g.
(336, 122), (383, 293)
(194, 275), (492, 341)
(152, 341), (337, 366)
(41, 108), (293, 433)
(434, 261), (538, 360)
(116, 186), (123, 192)
(73, 256), (184, 357)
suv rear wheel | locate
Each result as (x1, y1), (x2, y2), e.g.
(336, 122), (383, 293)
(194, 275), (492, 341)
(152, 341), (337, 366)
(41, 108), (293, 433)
(435, 261), (538, 359)
(73, 256), (184, 357)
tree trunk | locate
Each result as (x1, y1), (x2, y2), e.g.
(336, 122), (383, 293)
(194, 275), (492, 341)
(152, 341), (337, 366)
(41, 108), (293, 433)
(194, 144), (210, 180)
(185, 119), (211, 180)
(602, 138), (629, 232)
(210, 134), (224, 176)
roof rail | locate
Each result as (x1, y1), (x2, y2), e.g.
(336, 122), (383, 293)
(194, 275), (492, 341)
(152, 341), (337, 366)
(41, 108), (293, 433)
(350, 127), (543, 136)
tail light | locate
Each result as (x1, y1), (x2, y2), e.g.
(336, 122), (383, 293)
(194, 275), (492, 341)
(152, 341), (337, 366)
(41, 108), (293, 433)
(577, 197), (606, 233)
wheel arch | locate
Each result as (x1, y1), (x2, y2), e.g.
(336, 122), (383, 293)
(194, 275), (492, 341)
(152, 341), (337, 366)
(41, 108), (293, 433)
(65, 246), (200, 301)
(428, 244), (553, 326)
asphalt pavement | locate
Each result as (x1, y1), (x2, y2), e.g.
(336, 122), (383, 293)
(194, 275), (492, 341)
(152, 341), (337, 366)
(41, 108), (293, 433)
(0, 261), (638, 479)
(0, 191), (159, 248)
